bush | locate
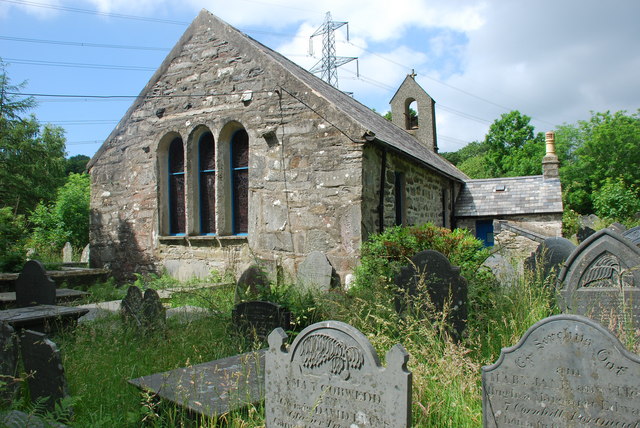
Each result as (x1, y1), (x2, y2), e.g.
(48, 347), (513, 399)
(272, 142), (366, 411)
(0, 207), (28, 272)
(593, 177), (640, 221)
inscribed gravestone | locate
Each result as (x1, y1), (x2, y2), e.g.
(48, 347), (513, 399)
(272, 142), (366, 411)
(297, 251), (338, 293)
(482, 314), (640, 427)
(235, 265), (269, 303)
(266, 320), (412, 427)
(557, 229), (640, 330)
(525, 237), (576, 280)
(15, 260), (56, 307)
(20, 329), (69, 412)
(623, 226), (640, 247)
(0, 323), (19, 405)
(394, 250), (467, 339)
(232, 301), (290, 341)
(62, 242), (73, 263)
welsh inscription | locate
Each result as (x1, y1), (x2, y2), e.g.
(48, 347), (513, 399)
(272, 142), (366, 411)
(266, 321), (411, 427)
(483, 314), (640, 427)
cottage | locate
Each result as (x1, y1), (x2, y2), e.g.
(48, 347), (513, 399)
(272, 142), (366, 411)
(87, 10), (562, 283)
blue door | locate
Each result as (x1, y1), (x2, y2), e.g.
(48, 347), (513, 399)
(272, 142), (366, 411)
(476, 220), (494, 247)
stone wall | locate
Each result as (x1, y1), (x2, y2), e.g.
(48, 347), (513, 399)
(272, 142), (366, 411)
(89, 12), (365, 282)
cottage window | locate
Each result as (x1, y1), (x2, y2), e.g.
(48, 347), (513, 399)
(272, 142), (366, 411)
(168, 137), (186, 235)
(198, 131), (216, 234)
(231, 129), (249, 235)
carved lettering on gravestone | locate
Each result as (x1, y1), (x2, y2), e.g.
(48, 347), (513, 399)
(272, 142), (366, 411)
(62, 242), (73, 263)
(266, 321), (412, 427)
(297, 251), (339, 293)
(525, 237), (576, 280)
(557, 229), (640, 330)
(235, 265), (269, 304)
(394, 250), (467, 339)
(15, 260), (56, 307)
(482, 315), (640, 428)
(232, 301), (290, 341)
(0, 323), (19, 405)
(20, 330), (69, 412)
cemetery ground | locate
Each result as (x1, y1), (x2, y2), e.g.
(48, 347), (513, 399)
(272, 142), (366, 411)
(2, 253), (639, 426)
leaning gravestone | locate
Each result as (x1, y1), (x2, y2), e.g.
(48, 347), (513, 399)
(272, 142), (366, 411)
(525, 237), (576, 280)
(623, 226), (640, 247)
(120, 286), (166, 332)
(483, 314), (640, 427)
(235, 265), (269, 303)
(557, 229), (640, 330)
(394, 250), (467, 339)
(232, 300), (290, 341)
(0, 323), (19, 405)
(120, 286), (144, 326)
(297, 251), (338, 293)
(15, 260), (56, 307)
(266, 320), (412, 427)
(20, 329), (70, 412)
(62, 242), (73, 263)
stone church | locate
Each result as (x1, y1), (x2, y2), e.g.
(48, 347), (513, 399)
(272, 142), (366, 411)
(87, 10), (562, 283)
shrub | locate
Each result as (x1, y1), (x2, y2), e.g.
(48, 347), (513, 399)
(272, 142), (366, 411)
(0, 207), (28, 272)
(593, 177), (640, 221)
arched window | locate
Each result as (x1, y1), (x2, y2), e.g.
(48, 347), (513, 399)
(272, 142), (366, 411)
(198, 131), (216, 234)
(168, 137), (186, 235)
(231, 129), (249, 235)
(405, 99), (419, 130)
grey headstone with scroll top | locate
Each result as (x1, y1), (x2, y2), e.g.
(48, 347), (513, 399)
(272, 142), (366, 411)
(482, 314), (640, 427)
(266, 320), (412, 427)
(557, 228), (640, 330)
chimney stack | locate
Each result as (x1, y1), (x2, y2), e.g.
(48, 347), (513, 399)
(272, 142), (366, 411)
(543, 131), (560, 180)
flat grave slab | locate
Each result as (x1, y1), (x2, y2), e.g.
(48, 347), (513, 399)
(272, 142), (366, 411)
(129, 349), (265, 418)
(483, 314), (640, 427)
(0, 305), (88, 333)
(0, 289), (89, 307)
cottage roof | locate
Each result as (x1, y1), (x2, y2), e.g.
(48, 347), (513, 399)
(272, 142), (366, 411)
(87, 10), (467, 182)
(454, 176), (563, 217)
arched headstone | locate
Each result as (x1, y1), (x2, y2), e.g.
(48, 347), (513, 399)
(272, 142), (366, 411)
(15, 260), (56, 307)
(235, 265), (269, 303)
(525, 237), (576, 280)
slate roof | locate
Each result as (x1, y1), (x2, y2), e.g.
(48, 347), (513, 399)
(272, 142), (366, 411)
(454, 176), (563, 217)
(88, 10), (468, 182)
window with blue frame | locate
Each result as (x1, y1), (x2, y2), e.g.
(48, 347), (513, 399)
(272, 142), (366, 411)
(168, 137), (186, 235)
(198, 131), (216, 235)
(231, 129), (249, 235)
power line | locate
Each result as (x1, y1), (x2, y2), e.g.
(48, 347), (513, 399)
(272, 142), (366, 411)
(3, 57), (156, 71)
(0, 35), (170, 51)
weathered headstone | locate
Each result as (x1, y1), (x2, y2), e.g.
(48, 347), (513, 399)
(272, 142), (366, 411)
(20, 330), (69, 412)
(623, 226), (640, 247)
(557, 229), (640, 330)
(120, 286), (144, 326)
(235, 265), (269, 303)
(141, 289), (166, 332)
(232, 301), (290, 341)
(394, 250), (468, 339)
(483, 314), (640, 427)
(297, 251), (339, 293)
(608, 222), (627, 234)
(80, 244), (90, 263)
(576, 226), (596, 243)
(15, 260), (56, 308)
(0, 323), (19, 405)
(266, 321), (412, 427)
(62, 242), (73, 263)
(525, 237), (576, 280)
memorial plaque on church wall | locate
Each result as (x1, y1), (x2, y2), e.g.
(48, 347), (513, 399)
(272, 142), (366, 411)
(232, 300), (290, 341)
(266, 321), (411, 427)
(557, 229), (640, 330)
(483, 314), (640, 428)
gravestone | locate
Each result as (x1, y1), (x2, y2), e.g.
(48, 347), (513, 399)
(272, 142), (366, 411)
(297, 251), (338, 293)
(483, 314), (640, 427)
(120, 286), (166, 332)
(232, 301), (290, 341)
(120, 286), (144, 326)
(235, 265), (269, 303)
(623, 226), (640, 247)
(62, 242), (73, 263)
(576, 226), (595, 243)
(557, 229), (640, 330)
(266, 321), (412, 427)
(525, 237), (576, 280)
(608, 222), (627, 234)
(15, 260), (56, 307)
(20, 329), (69, 412)
(394, 250), (467, 339)
(80, 244), (90, 263)
(0, 323), (19, 405)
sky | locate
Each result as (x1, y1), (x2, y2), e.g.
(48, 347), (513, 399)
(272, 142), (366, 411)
(1, 0), (638, 158)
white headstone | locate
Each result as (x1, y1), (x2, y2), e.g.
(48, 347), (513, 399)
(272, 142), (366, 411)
(62, 242), (73, 263)
(80, 244), (90, 263)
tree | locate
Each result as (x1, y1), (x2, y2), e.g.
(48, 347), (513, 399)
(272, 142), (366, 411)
(558, 110), (640, 214)
(0, 62), (67, 214)
(65, 154), (90, 175)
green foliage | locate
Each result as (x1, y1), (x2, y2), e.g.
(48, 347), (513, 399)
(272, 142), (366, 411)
(457, 153), (492, 178)
(0, 206), (27, 272)
(355, 223), (490, 289)
(440, 140), (487, 166)
(592, 177), (640, 220)
(562, 208), (581, 238)
(65, 154), (90, 175)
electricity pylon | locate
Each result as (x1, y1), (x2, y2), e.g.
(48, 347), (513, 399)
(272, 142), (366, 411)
(309, 12), (358, 89)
